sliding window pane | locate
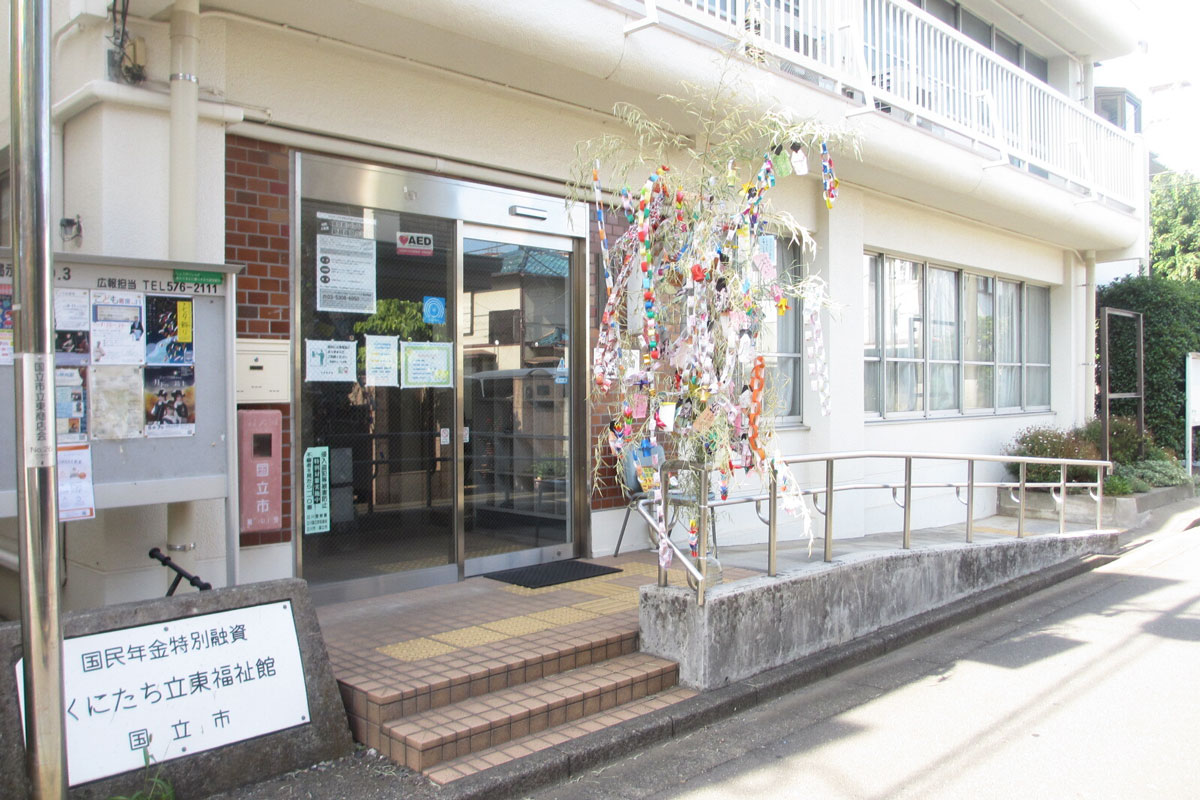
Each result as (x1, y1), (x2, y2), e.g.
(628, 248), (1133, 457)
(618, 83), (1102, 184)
(996, 280), (1020, 363)
(1028, 366), (1050, 406)
(964, 274), (994, 362)
(928, 267), (958, 361)
(1026, 285), (1050, 364)
(998, 365), (1021, 407)
(865, 360), (881, 414)
(929, 363), (959, 410)
(864, 255), (879, 359)
(965, 364), (994, 410)
(885, 258), (923, 359)
(886, 361), (923, 413)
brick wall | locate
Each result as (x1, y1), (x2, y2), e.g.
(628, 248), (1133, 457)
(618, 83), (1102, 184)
(225, 134), (293, 546)
(588, 208), (627, 511)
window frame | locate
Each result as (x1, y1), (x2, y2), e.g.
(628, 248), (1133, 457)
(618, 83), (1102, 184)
(864, 250), (1052, 421)
(765, 234), (807, 427)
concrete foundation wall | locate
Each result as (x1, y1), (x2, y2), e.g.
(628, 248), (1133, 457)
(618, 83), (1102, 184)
(640, 532), (1119, 689)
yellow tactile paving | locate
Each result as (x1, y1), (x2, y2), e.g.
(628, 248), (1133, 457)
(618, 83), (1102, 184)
(572, 597), (637, 615)
(430, 626), (511, 648)
(481, 615), (557, 636)
(527, 607), (600, 625)
(377, 637), (460, 662)
(498, 584), (565, 597)
(567, 580), (642, 598)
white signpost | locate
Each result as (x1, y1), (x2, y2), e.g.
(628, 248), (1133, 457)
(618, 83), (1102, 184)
(1187, 353), (1200, 475)
(16, 601), (310, 787)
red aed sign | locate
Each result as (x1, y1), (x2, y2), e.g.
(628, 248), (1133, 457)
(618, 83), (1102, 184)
(238, 409), (282, 533)
(396, 232), (434, 256)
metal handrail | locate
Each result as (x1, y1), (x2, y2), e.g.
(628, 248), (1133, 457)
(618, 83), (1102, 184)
(633, 450), (1111, 605)
(148, 547), (213, 596)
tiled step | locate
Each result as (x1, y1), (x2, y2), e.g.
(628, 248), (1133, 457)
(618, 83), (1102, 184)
(383, 652), (679, 772)
(426, 685), (699, 785)
(340, 624), (639, 752)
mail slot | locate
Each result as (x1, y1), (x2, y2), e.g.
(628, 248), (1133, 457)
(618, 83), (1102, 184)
(238, 409), (282, 533)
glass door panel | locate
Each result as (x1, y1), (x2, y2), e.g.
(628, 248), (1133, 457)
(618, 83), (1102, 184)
(299, 201), (456, 585)
(462, 231), (572, 572)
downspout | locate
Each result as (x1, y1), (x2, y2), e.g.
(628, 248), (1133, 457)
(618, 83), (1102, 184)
(1084, 249), (1097, 421)
(165, 0), (203, 587)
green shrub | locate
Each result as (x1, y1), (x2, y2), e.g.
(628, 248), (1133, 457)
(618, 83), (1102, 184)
(1097, 276), (1200, 455)
(1078, 416), (1157, 466)
(1114, 459), (1194, 488)
(1004, 425), (1100, 483)
(1104, 474), (1135, 496)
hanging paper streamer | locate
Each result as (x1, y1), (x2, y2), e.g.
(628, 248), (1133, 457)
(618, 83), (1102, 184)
(589, 143), (839, 563)
(821, 141), (839, 209)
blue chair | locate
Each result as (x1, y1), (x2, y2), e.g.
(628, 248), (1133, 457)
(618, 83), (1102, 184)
(612, 445), (718, 557)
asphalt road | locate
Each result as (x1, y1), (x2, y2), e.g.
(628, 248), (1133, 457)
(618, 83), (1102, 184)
(526, 508), (1200, 800)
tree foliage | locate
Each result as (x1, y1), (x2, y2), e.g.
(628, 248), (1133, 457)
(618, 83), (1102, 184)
(1096, 275), (1200, 454)
(1150, 171), (1200, 280)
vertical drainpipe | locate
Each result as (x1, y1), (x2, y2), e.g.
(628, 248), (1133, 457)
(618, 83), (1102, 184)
(166, 0), (201, 586)
(1085, 250), (1097, 421)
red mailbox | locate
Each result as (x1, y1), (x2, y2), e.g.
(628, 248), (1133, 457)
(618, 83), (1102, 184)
(238, 409), (282, 533)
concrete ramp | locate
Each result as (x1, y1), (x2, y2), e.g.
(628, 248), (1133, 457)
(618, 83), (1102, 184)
(639, 531), (1119, 689)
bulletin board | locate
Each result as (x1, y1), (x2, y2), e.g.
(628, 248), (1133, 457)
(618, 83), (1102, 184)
(0, 250), (242, 517)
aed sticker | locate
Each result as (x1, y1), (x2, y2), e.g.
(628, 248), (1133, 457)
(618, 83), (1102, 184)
(397, 232), (434, 257)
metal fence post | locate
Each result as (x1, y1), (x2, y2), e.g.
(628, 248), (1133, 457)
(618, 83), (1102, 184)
(767, 465), (778, 577)
(697, 466), (708, 607)
(824, 459), (834, 562)
(902, 457), (913, 549)
(1096, 464), (1105, 531)
(1058, 463), (1067, 534)
(966, 460), (975, 543)
(1018, 461), (1027, 538)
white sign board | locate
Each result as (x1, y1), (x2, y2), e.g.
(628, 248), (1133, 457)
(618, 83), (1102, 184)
(1187, 353), (1200, 474)
(16, 601), (310, 787)
(316, 212), (377, 314)
(400, 341), (453, 388)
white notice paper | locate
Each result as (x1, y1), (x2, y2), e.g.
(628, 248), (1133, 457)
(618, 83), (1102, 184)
(315, 212), (376, 314)
(305, 340), (356, 382)
(364, 335), (399, 387)
(90, 291), (146, 365)
(55, 288), (92, 331)
(57, 444), (95, 521)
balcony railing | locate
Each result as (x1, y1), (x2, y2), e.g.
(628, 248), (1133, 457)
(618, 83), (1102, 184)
(638, 0), (1140, 207)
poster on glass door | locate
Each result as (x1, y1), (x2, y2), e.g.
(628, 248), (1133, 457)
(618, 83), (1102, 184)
(315, 212), (377, 314)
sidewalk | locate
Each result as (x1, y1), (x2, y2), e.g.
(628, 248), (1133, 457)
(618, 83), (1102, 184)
(207, 506), (1190, 800)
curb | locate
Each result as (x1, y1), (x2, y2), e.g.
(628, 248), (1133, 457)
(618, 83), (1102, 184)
(439, 550), (1115, 800)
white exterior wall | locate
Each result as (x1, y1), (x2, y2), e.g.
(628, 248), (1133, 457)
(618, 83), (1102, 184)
(4, 2), (1144, 600)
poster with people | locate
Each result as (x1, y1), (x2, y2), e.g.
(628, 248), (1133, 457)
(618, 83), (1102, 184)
(90, 290), (146, 365)
(145, 294), (195, 365)
(55, 366), (89, 443)
(55, 288), (92, 366)
(144, 366), (196, 437)
(0, 284), (13, 366)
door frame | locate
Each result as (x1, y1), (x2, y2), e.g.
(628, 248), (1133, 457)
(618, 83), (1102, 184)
(291, 154), (590, 601)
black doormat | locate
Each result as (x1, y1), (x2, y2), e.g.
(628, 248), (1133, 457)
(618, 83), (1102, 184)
(483, 559), (621, 589)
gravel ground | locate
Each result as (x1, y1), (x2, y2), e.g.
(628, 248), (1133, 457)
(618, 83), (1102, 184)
(204, 747), (449, 800)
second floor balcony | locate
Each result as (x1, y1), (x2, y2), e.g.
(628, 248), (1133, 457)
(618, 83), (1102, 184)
(621, 0), (1142, 210)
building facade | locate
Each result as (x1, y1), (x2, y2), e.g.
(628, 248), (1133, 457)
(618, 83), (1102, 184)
(0, 0), (1146, 611)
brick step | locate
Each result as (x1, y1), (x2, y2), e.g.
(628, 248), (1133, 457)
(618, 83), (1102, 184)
(426, 684), (699, 785)
(383, 652), (678, 772)
(342, 624), (639, 752)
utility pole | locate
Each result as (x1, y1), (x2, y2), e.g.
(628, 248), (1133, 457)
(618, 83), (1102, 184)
(10, 0), (67, 795)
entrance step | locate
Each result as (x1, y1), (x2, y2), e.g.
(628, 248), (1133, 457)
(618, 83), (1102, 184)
(382, 652), (679, 772)
(339, 621), (640, 753)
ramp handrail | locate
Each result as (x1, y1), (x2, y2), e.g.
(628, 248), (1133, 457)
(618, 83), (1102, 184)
(633, 451), (1111, 605)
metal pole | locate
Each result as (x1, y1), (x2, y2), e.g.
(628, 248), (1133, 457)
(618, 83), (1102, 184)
(1136, 313), (1146, 459)
(11, 0), (67, 794)
(902, 457), (912, 549)
(823, 459), (834, 563)
(965, 460), (974, 543)
(1096, 464), (1104, 531)
(767, 466), (777, 577)
(1099, 309), (1110, 462)
(1018, 461), (1027, 538)
(1058, 463), (1067, 535)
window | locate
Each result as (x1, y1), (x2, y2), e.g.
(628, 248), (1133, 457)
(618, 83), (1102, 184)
(761, 234), (805, 422)
(864, 253), (1051, 418)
